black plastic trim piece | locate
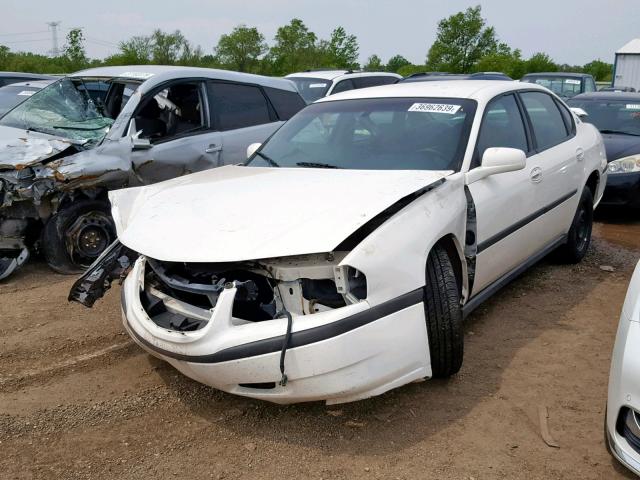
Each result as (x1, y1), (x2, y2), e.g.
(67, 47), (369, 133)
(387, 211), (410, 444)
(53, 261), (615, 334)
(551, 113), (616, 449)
(476, 189), (577, 254)
(463, 235), (566, 318)
(124, 288), (424, 364)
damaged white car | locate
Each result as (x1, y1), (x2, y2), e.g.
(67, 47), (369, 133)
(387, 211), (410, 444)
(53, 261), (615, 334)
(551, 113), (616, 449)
(0, 66), (304, 279)
(71, 80), (607, 404)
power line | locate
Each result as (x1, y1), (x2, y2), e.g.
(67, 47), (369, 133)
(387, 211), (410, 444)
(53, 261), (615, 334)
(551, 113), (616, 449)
(0, 30), (50, 37)
(0, 38), (50, 44)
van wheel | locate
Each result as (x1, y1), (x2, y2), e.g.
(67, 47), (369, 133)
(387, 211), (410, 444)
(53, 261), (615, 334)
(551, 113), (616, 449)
(424, 245), (464, 377)
(42, 200), (116, 274)
(554, 188), (593, 264)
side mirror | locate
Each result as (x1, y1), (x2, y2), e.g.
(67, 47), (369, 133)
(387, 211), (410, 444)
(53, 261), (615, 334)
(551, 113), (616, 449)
(465, 147), (526, 185)
(127, 118), (152, 151)
(247, 142), (261, 159)
(570, 107), (588, 118)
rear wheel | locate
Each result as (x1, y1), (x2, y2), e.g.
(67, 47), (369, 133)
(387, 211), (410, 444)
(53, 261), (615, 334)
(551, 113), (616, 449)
(42, 200), (116, 274)
(424, 245), (464, 377)
(554, 188), (593, 264)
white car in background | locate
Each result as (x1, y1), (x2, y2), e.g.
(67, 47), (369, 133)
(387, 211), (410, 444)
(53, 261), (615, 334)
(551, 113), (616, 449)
(607, 260), (640, 476)
(72, 80), (606, 405)
(285, 69), (401, 103)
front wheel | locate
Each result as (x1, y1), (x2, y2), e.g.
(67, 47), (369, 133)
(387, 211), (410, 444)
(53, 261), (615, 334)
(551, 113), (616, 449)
(42, 200), (116, 274)
(554, 188), (593, 264)
(424, 245), (464, 377)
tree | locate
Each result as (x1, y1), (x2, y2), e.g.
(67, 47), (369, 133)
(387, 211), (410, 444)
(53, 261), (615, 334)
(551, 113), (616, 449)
(386, 54), (410, 73)
(583, 59), (612, 81)
(64, 28), (88, 69)
(114, 35), (152, 64)
(324, 26), (359, 69)
(150, 29), (191, 64)
(476, 45), (525, 78)
(426, 5), (498, 73)
(524, 52), (558, 74)
(215, 25), (267, 72)
(363, 54), (384, 71)
(269, 18), (318, 74)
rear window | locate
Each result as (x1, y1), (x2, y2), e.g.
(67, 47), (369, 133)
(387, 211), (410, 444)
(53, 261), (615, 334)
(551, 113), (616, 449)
(287, 77), (331, 103)
(522, 76), (583, 98)
(264, 87), (306, 121)
(352, 76), (398, 89)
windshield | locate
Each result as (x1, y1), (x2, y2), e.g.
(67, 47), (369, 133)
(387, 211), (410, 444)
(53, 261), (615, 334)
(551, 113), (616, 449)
(0, 77), (114, 146)
(523, 76), (583, 98)
(0, 86), (40, 117)
(288, 77), (332, 103)
(247, 97), (477, 171)
(568, 98), (640, 135)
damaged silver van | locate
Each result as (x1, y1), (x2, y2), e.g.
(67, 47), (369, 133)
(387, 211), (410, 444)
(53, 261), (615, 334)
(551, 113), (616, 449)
(0, 66), (305, 279)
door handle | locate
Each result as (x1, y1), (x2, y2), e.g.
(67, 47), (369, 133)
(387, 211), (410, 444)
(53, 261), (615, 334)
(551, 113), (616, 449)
(205, 144), (221, 153)
(576, 147), (585, 162)
(530, 166), (543, 183)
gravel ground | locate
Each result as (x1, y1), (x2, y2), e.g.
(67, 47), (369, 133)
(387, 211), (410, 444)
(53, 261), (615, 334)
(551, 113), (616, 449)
(1, 213), (639, 480)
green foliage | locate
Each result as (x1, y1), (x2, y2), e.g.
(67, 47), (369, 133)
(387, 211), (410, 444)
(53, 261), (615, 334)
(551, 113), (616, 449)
(397, 64), (427, 77)
(363, 54), (384, 71)
(475, 46), (525, 78)
(64, 28), (88, 71)
(524, 52), (558, 74)
(582, 59), (612, 81)
(323, 26), (359, 69)
(386, 55), (410, 73)
(215, 25), (267, 72)
(426, 5), (498, 73)
(269, 18), (318, 75)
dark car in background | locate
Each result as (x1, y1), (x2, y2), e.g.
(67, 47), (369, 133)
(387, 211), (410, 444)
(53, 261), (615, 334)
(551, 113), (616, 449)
(568, 92), (640, 208)
(521, 72), (596, 99)
(400, 71), (513, 83)
(0, 72), (57, 88)
(0, 79), (55, 117)
(599, 86), (636, 93)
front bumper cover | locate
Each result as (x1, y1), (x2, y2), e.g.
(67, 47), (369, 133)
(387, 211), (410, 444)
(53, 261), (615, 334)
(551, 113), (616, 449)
(121, 257), (432, 404)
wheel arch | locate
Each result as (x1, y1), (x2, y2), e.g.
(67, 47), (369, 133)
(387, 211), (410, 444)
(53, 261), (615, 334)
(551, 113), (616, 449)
(431, 233), (468, 301)
(585, 170), (600, 201)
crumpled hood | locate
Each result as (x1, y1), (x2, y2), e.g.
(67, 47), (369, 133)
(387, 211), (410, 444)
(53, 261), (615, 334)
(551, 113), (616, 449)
(111, 165), (451, 262)
(0, 125), (78, 169)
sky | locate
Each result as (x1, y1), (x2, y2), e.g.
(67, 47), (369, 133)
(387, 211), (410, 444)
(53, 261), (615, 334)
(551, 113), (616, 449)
(1, 0), (638, 66)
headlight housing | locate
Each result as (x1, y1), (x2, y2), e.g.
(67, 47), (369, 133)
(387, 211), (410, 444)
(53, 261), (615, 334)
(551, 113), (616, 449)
(608, 155), (640, 174)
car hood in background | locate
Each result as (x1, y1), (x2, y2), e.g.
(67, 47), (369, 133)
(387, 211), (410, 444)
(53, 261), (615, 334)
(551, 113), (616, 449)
(602, 133), (640, 162)
(0, 125), (78, 169)
(111, 165), (451, 262)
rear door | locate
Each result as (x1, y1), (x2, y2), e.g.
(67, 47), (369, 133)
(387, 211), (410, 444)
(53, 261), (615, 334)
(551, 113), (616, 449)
(207, 81), (283, 164)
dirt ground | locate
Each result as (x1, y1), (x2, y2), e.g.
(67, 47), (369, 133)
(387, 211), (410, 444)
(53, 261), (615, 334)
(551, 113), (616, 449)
(1, 212), (639, 480)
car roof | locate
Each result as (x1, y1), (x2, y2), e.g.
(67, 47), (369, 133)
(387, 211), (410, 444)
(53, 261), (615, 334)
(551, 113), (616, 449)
(522, 72), (590, 78)
(286, 70), (401, 81)
(569, 92), (640, 101)
(315, 80), (551, 104)
(0, 72), (57, 80)
(2, 79), (56, 89)
(69, 65), (298, 92)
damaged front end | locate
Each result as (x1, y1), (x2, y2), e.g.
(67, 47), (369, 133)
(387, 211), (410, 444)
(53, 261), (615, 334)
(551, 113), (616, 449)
(71, 246), (367, 326)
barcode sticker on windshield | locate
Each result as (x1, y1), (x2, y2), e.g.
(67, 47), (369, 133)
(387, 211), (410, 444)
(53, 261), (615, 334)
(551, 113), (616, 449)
(408, 103), (461, 114)
(17, 90), (35, 96)
(565, 79), (581, 85)
(309, 83), (327, 88)
(626, 104), (640, 110)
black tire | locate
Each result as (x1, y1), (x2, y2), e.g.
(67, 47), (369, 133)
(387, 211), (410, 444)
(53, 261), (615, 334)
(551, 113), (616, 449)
(554, 188), (593, 264)
(424, 245), (464, 377)
(42, 200), (116, 274)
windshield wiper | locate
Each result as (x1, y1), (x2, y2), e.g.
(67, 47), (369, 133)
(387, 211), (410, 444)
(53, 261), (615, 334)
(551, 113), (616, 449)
(600, 129), (640, 137)
(253, 151), (280, 167)
(296, 161), (341, 169)
(52, 125), (109, 131)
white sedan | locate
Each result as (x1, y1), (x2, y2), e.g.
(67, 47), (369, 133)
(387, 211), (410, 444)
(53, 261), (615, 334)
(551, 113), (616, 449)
(607, 260), (640, 476)
(71, 80), (607, 404)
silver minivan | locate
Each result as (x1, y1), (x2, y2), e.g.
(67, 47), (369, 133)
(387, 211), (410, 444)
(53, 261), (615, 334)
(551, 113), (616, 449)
(0, 66), (305, 278)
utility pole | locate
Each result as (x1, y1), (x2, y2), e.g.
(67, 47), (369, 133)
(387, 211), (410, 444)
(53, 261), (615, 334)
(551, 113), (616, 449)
(47, 21), (61, 57)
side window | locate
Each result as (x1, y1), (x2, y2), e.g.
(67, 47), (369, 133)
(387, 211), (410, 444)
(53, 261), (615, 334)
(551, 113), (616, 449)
(520, 91), (569, 150)
(352, 76), (398, 89)
(584, 78), (596, 92)
(208, 82), (272, 131)
(134, 81), (205, 142)
(263, 87), (306, 120)
(555, 99), (575, 135)
(476, 94), (529, 163)
(330, 79), (354, 95)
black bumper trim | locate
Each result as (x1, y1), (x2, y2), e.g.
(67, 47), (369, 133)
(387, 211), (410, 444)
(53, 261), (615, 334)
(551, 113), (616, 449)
(124, 287), (424, 364)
